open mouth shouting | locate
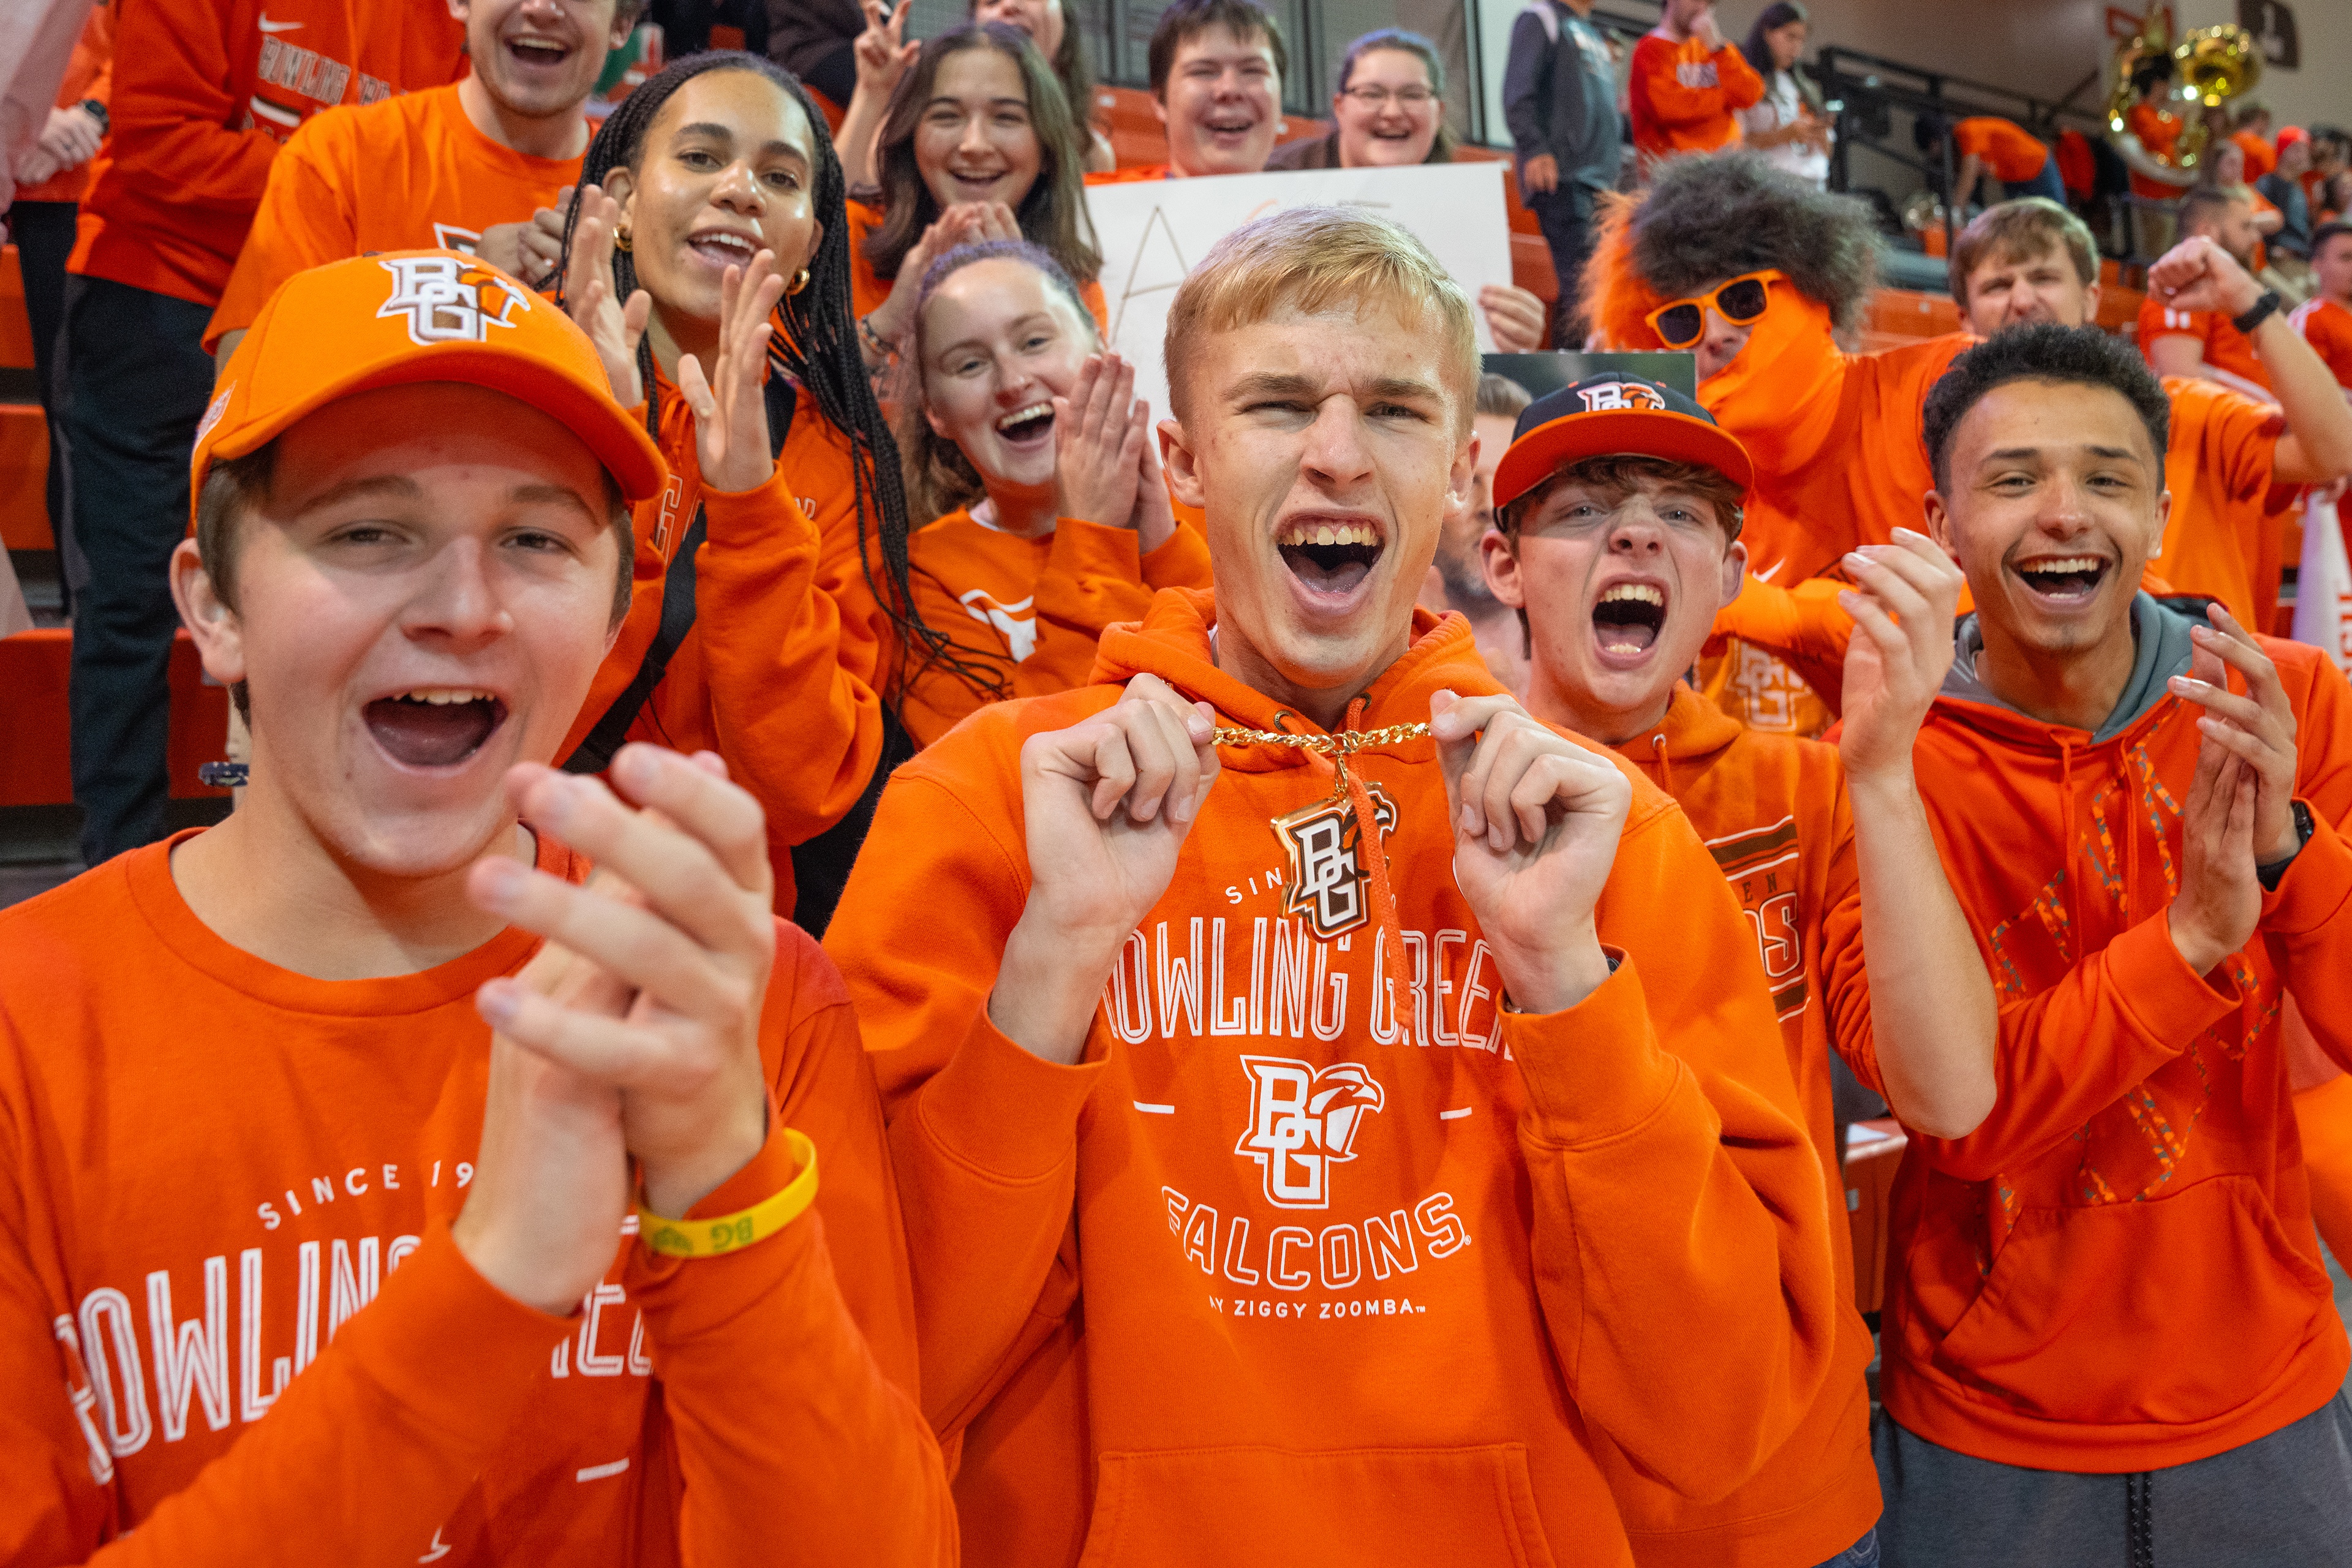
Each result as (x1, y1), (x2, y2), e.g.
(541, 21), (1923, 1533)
(502, 31), (575, 72)
(995, 399), (1055, 451)
(943, 162), (1016, 200)
(364, 688), (510, 771)
(684, 227), (762, 273)
(1591, 579), (1668, 665)
(2011, 552), (2110, 608)
(1276, 514), (1386, 606)
(1200, 107), (1262, 147)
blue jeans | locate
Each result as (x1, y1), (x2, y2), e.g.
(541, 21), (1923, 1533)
(2008, 154), (2068, 205)
(1814, 1528), (1881, 1568)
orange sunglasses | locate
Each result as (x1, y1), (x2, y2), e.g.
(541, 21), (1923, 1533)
(1644, 270), (1782, 350)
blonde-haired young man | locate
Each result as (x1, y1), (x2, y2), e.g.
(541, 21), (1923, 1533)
(827, 205), (1841, 1565)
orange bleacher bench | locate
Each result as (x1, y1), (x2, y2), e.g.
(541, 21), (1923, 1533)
(0, 630), (230, 809)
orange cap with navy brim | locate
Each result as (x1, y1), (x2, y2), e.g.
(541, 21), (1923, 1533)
(190, 251), (666, 520)
(1491, 372), (1754, 514)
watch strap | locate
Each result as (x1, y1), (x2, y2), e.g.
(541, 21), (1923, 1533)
(2256, 799), (2315, 892)
(2232, 289), (2282, 336)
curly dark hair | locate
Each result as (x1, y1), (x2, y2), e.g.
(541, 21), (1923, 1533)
(1626, 151), (1882, 336)
(1922, 323), (2169, 492)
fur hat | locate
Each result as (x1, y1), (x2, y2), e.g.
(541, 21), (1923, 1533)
(1581, 152), (1883, 345)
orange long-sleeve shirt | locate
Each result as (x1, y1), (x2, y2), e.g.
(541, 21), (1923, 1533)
(562, 368), (886, 916)
(1951, 118), (2049, 184)
(68, 0), (466, 306)
(2138, 293), (2273, 398)
(2124, 102), (2187, 202)
(826, 590), (1842, 1567)
(1606, 686), (1881, 1567)
(2292, 295), (2352, 385)
(0, 832), (951, 1564)
(2149, 374), (2291, 631)
(2233, 129), (2278, 180)
(1629, 32), (1763, 167)
(204, 83), (578, 351)
(1883, 625), (2352, 1471)
(15, 2), (115, 206)
(898, 507), (1212, 746)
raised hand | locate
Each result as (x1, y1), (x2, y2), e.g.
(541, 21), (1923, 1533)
(562, 183), (654, 405)
(968, 200), (1023, 246)
(2168, 603), (2302, 864)
(1055, 353), (1145, 529)
(853, 0), (919, 99)
(678, 249), (789, 494)
(1835, 527), (1966, 785)
(992, 674), (1220, 1064)
(456, 745), (777, 1313)
(1431, 689), (1630, 1014)
(864, 209), (971, 353)
(2169, 734), (2261, 976)
(2147, 233), (2265, 318)
(1479, 283), (1548, 353)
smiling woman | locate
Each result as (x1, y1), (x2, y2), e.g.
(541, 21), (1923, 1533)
(889, 240), (1210, 744)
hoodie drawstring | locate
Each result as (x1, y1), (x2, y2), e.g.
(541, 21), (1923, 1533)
(2059, 738), (2079, 946)
(1650, 732), (1672, 795)
(1336, 695), (1412, 1032)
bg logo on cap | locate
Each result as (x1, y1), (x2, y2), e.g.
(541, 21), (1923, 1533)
(1575, 381), (1668, 413)
(377, 256), (533, 347)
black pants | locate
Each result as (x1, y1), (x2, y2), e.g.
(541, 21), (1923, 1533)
(1526, 184), (1596, 347)
(11, 200), (78, 576)
(58, 274), (218, 865)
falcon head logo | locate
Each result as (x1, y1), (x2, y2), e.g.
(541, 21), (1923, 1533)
(1235, 1057), (1387, 1209)
(1574, 381), (1668, 413)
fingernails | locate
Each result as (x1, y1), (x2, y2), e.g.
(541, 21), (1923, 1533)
(1844, 549), (1871, 568)
(477, 979), (519, 1027)
(614, 745), (658, 791)
(475, 856), (527, 906)
(1893, 527), (1924, 541)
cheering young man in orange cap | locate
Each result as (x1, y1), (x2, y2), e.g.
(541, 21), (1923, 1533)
(1480, 372), (1996, 1568)
(205, 0), (647, 364)
(0, 252), (949, 1564)
(826, 206), (1841, 1566)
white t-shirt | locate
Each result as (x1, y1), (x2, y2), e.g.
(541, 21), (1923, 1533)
(1738, 70), (1830, 188)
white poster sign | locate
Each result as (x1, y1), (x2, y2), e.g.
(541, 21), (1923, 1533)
(2293, 490), (2352, 674)
(1083, 162), (1515, 429)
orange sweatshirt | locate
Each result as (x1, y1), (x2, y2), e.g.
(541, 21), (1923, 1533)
(205, 83), (578, 350)
(898, 507), (1212, 746)
(15, 3), (115, 206)
(2124, 102), (2186, 201)
(826, 590), (1842, 1567)
(69, 0), (466, 306)
(2149, 374), (2291, 631)
(2138, 293), (2273, 398)
(1951, 118), (2049, 184)
(1884, 623), (2352, 1470)
(1629, 33), (1764, 165)
(845, 200), (1109, 332)
(560, 367), (884, 916)
(1608, 687), (1881, 1568)
(0, 831), (951, 1564)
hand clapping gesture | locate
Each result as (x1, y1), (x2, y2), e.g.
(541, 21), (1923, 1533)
(456, 745), (777, 1314)
(992, 674), (1221, 1065)
(562, 183), (655, 406)
(1055, 353), (1150, 532)
(680, 248), (788, 494)
(864, 201), (1022, 355)
(1431, 690), (1632, 1014)
(2165, 605), (2304, 972)
(1834, 528), (1967, 785)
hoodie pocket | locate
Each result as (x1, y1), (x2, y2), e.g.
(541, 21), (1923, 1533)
(1076, 1444), (1561, 1568)
(1934, 1174), (2334, 1425)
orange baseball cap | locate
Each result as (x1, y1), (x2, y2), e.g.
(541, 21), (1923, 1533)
(190, 250), (665, 518)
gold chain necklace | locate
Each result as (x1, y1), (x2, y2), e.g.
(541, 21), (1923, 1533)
(1211, 722), (1433, 796)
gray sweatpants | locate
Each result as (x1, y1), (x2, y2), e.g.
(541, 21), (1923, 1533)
(1875, 1393), (2352, 1566)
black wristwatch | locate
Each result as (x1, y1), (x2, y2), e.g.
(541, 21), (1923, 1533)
(2232, 288), (2282, 335)
(79, 98), (107, 134)
(2256, 799), (2316, 892)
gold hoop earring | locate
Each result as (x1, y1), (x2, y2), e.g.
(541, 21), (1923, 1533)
(613, 228), (633, 254)
(787, 268), (811, 296)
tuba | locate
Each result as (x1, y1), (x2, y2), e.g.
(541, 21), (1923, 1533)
(2169, 24), (2261, 169)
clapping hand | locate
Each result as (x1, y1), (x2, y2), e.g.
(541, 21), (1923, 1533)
(561, 184), (654, 405)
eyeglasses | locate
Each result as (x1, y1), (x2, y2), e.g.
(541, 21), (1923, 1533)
(1644, 270), (1781, 350)
(1340, 85), (1436, 108)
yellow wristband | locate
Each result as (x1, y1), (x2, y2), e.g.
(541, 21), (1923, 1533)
(636, 1128), (818, 1259)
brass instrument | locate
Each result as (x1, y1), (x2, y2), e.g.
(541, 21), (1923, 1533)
(2169, 24), (2261, 169)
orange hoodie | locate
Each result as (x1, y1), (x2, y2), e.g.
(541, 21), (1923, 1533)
(898, 507), (1212, 746)
(69, 0), (466, 306)
(205, 83), (579, 351)
(827, 590), (1842, 1567)
(560, 368), (885, 916)
(1885, 617), (2352, 1471)
(0, 831), (951, 1564)
(1607, 686), (1882, 1567)
(1628, 33), (1764, 165)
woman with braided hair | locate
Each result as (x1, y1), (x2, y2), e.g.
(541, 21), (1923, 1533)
(553, 49), (985, 929)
